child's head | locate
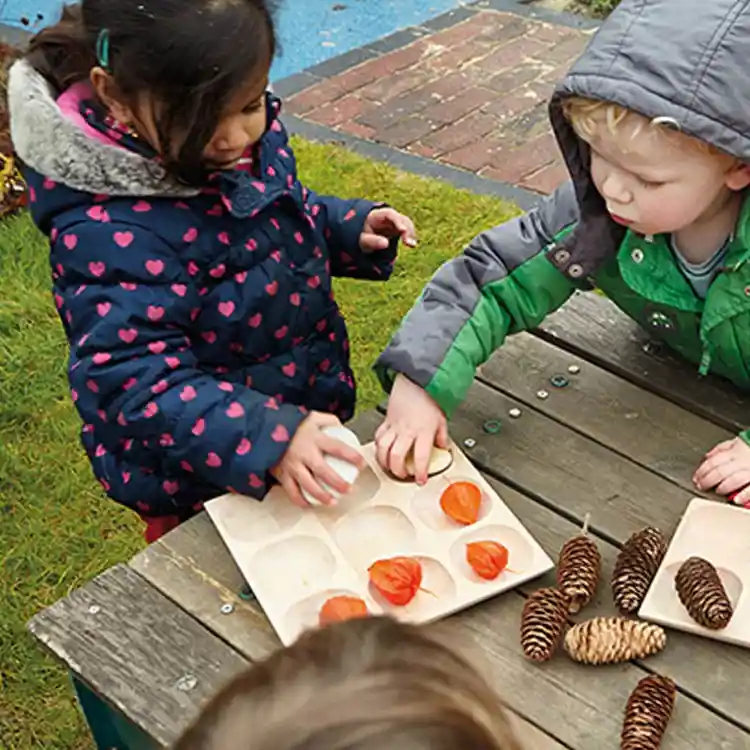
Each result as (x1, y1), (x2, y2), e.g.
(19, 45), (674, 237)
(26, 0), (276, 183)
(563, 96), (750, 237)
(173, 616), (523, 750)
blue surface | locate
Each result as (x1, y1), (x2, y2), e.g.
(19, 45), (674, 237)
(0, 0), (462, 80)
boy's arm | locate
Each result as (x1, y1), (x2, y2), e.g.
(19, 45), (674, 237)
(306, 191), (399, 280)
(375, 181), (580, 418)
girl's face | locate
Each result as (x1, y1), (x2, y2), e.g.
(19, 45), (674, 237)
(92, 67), (271, 170)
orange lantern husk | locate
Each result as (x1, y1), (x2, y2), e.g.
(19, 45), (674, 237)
(368, 556), (423, 605)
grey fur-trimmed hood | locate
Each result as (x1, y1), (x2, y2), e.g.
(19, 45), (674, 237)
(547, 0), (750, 280)
(8, 59), (197, 198)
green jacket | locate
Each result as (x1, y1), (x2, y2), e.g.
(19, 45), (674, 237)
(376, 0), (750, 447)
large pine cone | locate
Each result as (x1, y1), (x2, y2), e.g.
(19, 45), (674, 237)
(557, 534), (601, 614)
(621, 674), (676, 750)
(612, 528), (668, 614)
(564, 617), (666, 665)
(674, 557), (733, 630)
(520, 588), (569, 662)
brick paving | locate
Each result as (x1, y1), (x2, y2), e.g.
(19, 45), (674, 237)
(286, 10), (590, 196)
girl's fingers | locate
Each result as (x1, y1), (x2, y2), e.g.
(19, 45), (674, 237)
(296, 465), (335, 506)
(436, 420), (449, 449)
(310, 456), (352, 495)
(704, 439), (736, 459)
(280, 473), (311, 508)
(694, 452), (735, 488)
(375, 426), (397, 472)
(360, 232), (390, 251)
(717, 470), (750, 498)
(318, 435), (365, 469)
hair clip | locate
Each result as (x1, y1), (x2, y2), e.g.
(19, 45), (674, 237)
(96, 28), (111, 69)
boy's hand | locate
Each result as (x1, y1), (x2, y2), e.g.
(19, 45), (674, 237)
(360, 208), (418, 252)
(375, 374), (448, 485)
(693, 437), (750, 504)
(271, 412), (365, 507)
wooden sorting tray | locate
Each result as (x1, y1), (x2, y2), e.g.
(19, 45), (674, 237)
(206, 441), (554, 646)
(639, 497), (749, 648)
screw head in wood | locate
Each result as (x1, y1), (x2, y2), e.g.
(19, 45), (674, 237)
(550, 374), (569, 388)
(536, 390), (549, 400)
(88, 605), (101, 615)
(463, 438), (477, 449)
(567, 364), (581, 374)
(509, 408), (522, 418)
(221, 603), (234, 615)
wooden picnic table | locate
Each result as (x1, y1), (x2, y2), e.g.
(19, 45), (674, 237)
(28, 291), (750, 750)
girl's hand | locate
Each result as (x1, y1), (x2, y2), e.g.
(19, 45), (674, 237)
(693, 437), (750, 504)
(360, 208), (418, 252)
(375, 374), (449, 485)
(271, 412), (366, 508)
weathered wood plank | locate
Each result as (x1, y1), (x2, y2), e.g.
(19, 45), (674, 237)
(479, 333), (731, 493)
(27, 564), (246, 748)
(493, 474), (750, 733)
(536, 292), (750, 433)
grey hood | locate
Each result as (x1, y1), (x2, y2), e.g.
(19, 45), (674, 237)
(8, 59), (197, 197)
(547, 0), (750, 280)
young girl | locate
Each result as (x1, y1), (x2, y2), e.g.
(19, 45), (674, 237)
(172, 616), (525, 750)
(9, 0), (416, 541)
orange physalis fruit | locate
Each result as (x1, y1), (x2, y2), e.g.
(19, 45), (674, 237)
(318, 595), (369, 626)
(368, 556), (423, 606)
(466, 541), (509, 580)
(440, 481), (482, 525)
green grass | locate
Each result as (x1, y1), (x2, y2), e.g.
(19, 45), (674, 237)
(0, 136), (519, 749)
(570, 0), (619, 18)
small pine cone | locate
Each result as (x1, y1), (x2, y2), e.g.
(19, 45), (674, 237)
(557, 534), (602, 613)
(621, 674), (676, 750)
(612, 527), (668, 614)
(520, 587), (569, 663)
(564, 617), (666, 665)
(674, 557), (733, 630)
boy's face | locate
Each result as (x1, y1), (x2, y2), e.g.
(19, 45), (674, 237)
(585, 119), (748, 237)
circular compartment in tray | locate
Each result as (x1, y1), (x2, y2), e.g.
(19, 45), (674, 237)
(333, 505), (418, 569)
(285, 588), (380, 639)
(250, 535), (337, 595)
(410, 475), (492, 532)
(367, 555), (456, 618)
(449, 524), (534, 584)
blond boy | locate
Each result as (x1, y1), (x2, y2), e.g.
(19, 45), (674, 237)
(375, 0), (750, 503)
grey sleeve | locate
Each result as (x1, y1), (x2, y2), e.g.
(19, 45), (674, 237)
(375, 180), (579, 391)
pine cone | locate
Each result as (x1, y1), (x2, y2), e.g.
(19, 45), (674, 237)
(564, 617), (666, 665)
(674, 557), (733, 630)
(621, 674), (676, 750)
(520, 588), (569, 662)
(557, 533), (601, 613)
(612, 527), (668, 614)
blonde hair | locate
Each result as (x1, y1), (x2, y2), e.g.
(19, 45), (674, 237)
(562, 96), (719, 155)
(172, 616), (524, 750)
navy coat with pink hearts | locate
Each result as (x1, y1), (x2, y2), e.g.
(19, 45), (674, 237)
(12, 64), (397, 518)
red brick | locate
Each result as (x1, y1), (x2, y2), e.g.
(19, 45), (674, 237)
(546, 35), (587, 65)
(422, 110), (498, 154)
(407, 141), (440, 159)
(286, 79), (346, 115)
(417, 71), (472, 101)
(475, 36), (549, 74)
(356, 84), (441, 130)
(486, 61), (545, 94)
(500, 101), (552, 143)
(425, 40), (489, 73)
(529, 24), (578, 45)
(427, 13), (500, 49)
(441, 133), (515, 173)
(359, 69), (434, 103)
(539, 61), (575, 85)
(380, 39), (436, 74)
(483, 83), (548, 121)
(339, 120), (377, 140)
(520, 161), (569, 194)
(482, 132), (561, 182)
(475, 15), (533, 45)
(419, 86), (492, 126)
(332, 57), (392, 94)
(374, 116), (438, 148)
(308, 94), (368, 127)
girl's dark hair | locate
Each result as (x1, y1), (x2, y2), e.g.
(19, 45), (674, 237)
(26, 0), (276, 184)
(172, 616), (525, 750)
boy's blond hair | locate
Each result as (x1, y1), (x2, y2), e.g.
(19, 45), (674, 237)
(172, 616), (524, 750)
(563, 96), (719, 155)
